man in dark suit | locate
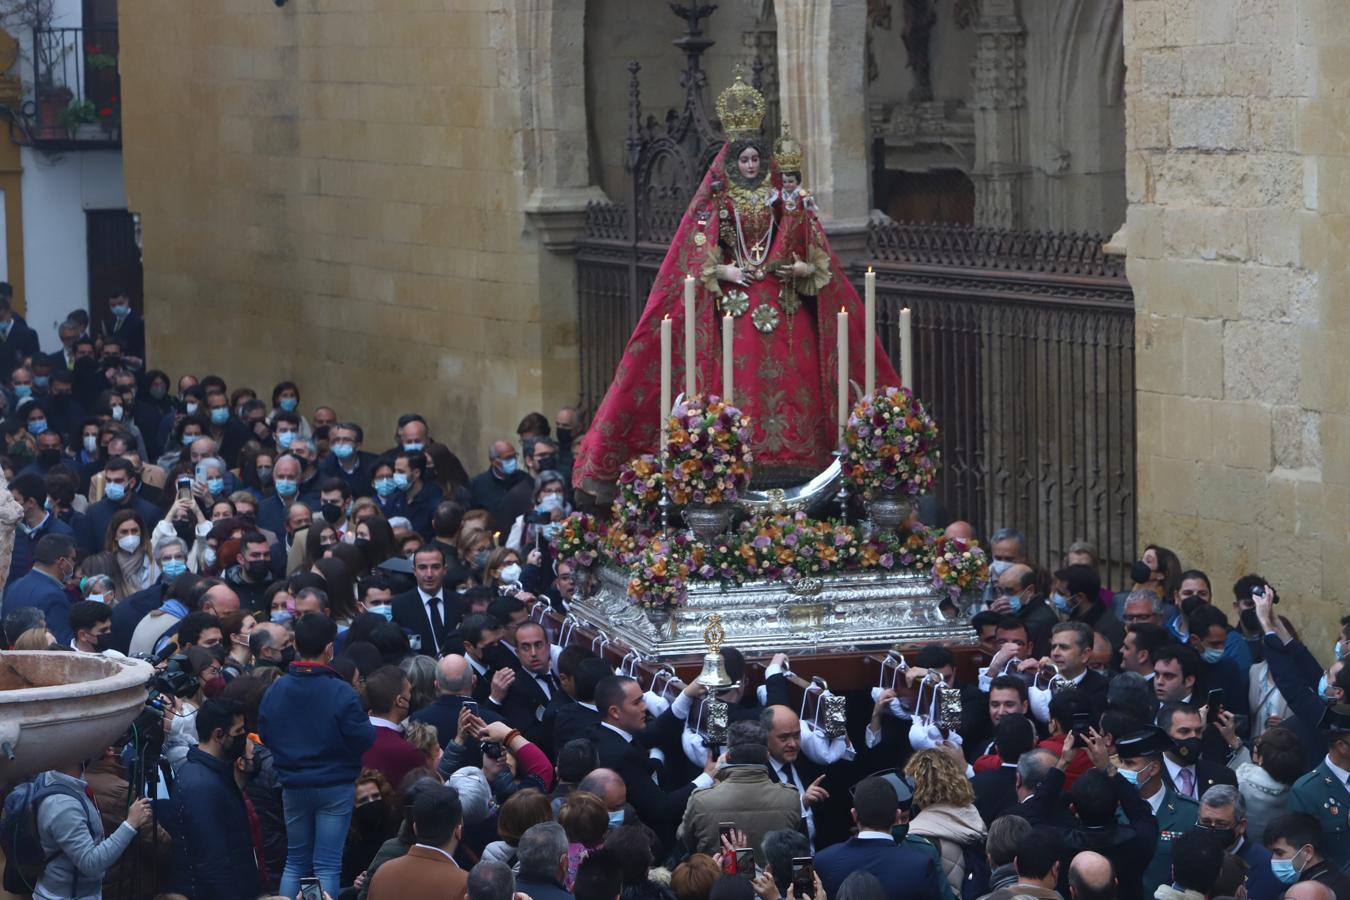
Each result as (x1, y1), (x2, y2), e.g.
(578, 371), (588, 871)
(589, 674), (715, 852)
(1158, 701), (1237, 801)
(468, 439), (530, 525)
(974, 714), (1038, 825)
(391, 545), (464, 656)
(75, 456), (162, 554)
(317, 422), (377, 499)
(0, 291), (40, 375)
(487, 621), (556, 746)
(98, 294), (146, 362)
(366, 784), (467, 900)
(1029, 622), (1111, 723)
(8, 472), (74, 582)
(814, 775), (945, 900)
(409, 654), (500, 751)
(2, 533), (77, 644)
(550, 656), (607, 751)
(762, 703), (848, 850)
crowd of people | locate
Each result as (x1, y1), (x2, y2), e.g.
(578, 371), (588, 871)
(2, 297), (1350, 900)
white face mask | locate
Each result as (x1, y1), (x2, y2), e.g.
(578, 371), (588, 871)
(500, 563), (522, 584)
(117, 534), (141, 554)
(82, 435), (97, 454)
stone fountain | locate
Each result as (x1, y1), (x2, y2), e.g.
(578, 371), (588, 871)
(0, 471), (154, 781)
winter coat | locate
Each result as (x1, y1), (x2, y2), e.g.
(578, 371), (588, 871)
(1231, 749), (1292, 843)
(907, 803), (988, 895)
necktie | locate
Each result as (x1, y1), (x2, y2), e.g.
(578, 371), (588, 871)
(427, 596), (444, 651)
(536, 673), (554, 699)
(1178, 767), (1195, 798)
(779, 762), (797, 789)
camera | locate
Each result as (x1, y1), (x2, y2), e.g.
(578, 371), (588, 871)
(525, 510), (553, 526)
(151, 653), (202, 700)
(482, 741), (504, 760)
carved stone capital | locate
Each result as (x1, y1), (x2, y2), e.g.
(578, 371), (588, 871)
(524, 186), (611, 254)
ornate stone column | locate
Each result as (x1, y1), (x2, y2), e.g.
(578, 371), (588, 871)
(970, 0), (1027, 229)
(775, 0), (871, 258)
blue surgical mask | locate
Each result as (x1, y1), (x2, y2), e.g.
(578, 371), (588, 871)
(181, 433), (197, 446)
(88, 593), (106, 604)
(374, 477), (397, 498)
(33, 375), (48, 389)
(538, 494), (564, 514)
(607, 810), (624, 829)
(162, 558), (187, 579)
(279, 397), (298, 412)
(368, 604), (393, 621)
(1051, 592), (1069, 613)
(276, 431), (296, 449)
(1201, 647), (1225, 664)
(1337, 641), (1347, 662)
(393, 472), (411, 490)
(104, 482), (127, 502)
(402, 442), (423, 453)
(500, 457), (518, 476)
(1117, 766), (1139, 785)
(1007, 593), (1022, 613)
(210, 407), (230, 425)
(111, 303), (130, 317)
(14, 384), (30, 398)
(206, 477), (225, 495)
(272, 609), (294, 625)
(1271, 855), (1303, 885)
(989, 559), (1012, 577)
(26, 418), (46, 435)
(332, 443), (354, 460)
(274, 477), (298, 497)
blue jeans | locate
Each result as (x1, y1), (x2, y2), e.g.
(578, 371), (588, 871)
(279, 783), (355, 899)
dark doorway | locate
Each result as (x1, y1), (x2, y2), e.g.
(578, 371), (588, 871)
(86, 209), (142, 324)
(875, 168), (976, 225)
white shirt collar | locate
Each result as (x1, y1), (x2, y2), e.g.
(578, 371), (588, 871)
(1067, 668), (1088, 685)
(855, 831), (894, 841)
(1145, 787), (1165, 816)
(418, 587), (444, 604)
(412, 844), (459, 866)
(466, 655), (487, 676)
(1325, 755), (1350, 787)
(600, 720), (633, 743)
(369, 716), (403, 732)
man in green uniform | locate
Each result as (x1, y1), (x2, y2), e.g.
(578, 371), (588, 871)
(1116, 725), (1198, 897)
(1289, 704), (1350, 872)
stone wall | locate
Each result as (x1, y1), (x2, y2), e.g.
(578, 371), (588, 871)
(1126, 0), (1345, 650)
(117, 0), (590, 459)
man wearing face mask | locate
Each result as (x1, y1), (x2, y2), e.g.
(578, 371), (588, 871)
(317, 478), (354, 539)
(248, 621), (295, 672)
(1264, 812), (1350, 896)
(69, 599), (113, 653)
(988, 563), (1056, 658)
(1052, 565), (1125, 651)
(99, 292), (145, 363)
(1195, 785), (1281, 900)
(361, 665), (424, 790)
(257, 454), (314, 537)
(1112, 724), (1198, 898)
(3, 533), (78, 645)
(1288, 705), (1350, 872)
(77, 456), (161, 555)
(167, 698), (262, 900)
(1157, 702), (1237, 801)
(222, 532), (274, 615)
(553, 406), (579, 481)
(8, 472), (74, 581)
(17, 426), (66, 480)
(318, 422), (374, 498)
(203, 390), (249, 468)
(1186, 603), (1252, 727)
(389, 450), (442, 540)
(469, 440), (530, 526)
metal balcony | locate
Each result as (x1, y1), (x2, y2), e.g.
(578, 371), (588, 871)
(29, 26), (120, 150)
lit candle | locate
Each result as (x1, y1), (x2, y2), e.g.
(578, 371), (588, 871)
(660, 315), (672, 455)
(722, 313), (734, 405)
(865, 267), (876, 397)
(684, 275), (696, 396)
(837, 307), (848, 447)
(900, 307), (913, 391)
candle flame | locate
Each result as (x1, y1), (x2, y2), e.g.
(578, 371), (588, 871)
(664, 314), (671, 320)
(867, 265), (874, 274)
(840, 307), (846, 313)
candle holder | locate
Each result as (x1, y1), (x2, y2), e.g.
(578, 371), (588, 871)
(832, 448), (849, 522)
(659, 451), (674, 534)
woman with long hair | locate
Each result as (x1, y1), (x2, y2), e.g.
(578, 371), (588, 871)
(105, 509), (156, 597)
(424, 442), (471, 505)
(313, 556), (358, 625)
(237, 445), (276, 500)
(353, 516), (396, 571)
(904, 748), (987, 896)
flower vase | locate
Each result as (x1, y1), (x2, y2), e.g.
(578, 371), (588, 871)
(683, 503), (735, 544)
(643, 606), (677, 639)
(864, 492), (913, 532)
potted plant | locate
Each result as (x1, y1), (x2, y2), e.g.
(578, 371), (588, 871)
(56, 97), (95, 136)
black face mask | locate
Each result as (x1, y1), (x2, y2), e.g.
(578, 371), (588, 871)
(353, 537), (370, 550)
(245, 560), (271, 583)
(223, 731), (247, 761)
(37, 449), (61, 467)
(1173, 736), (1203, 763)
(555, 426), (572, 447)
(535, 455), (557, 472)
(1130, 560), (1153, 584)
(1239, 607), (1261, 634)
(320, 502), (343, 524)
(209, 643), (228, 663)
(353, 801), (385, 832)
(173, 520), (196, 544)
(1192, 824), (1236, 849)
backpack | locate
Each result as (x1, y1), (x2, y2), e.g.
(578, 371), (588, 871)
(958, 839), (991, 900)
(1, 774), (87, 895)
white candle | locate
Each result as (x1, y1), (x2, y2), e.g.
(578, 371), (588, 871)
(660, 315), (672, 455)
(684, 275), (696, 396)
(722, 313), (734, 405)
(865, 267), (876, 397)
(837, 307), (848, 447)
(900, 307), (913, 391)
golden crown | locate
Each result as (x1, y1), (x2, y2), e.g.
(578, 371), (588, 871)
(716, 75), (766, 140)
(775, 122), (804, 171)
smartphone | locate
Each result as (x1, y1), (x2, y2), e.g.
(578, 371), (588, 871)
(462, 700), (478, 715)
(175, 476), (192, 502)
(791, 857), (815, 898)
(1071, 711), (1093, 735)
(735, 848), (755, 877)
(299, 877), (323, 900)
(1206, 689), (1223, 724)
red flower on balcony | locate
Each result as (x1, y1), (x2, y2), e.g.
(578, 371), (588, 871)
(98, 107), (112, 117)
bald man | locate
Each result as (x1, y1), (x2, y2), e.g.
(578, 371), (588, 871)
(944, 520), (975, 541)
(577, 768), (629, 828)
(986, 562), (1057, 658)
(1285, 882), (1336, 900)
(1068, 851), (1115, 900)
(409, 653), (501, 750)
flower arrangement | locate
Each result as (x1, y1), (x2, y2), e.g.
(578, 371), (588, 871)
(860, 525), (938, 571)
(930, 535), (990, 600)
(664, 394), (752, 506)
(842, 386), (940, 500)
(627, 535), (691, 609)
(553, 512), (604, 569)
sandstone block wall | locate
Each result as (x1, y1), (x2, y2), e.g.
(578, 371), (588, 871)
(117, 0), (581, 458)
(1126, 0), (1347, 651)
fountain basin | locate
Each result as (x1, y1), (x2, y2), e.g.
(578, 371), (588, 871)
(0, 651), (153, 781)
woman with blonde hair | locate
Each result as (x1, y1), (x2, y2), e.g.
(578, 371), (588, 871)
(904, 747), (987, 895)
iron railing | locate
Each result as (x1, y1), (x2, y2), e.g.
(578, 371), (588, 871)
(574, 208), (1137, 586)
(30, 26), (121, 148)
